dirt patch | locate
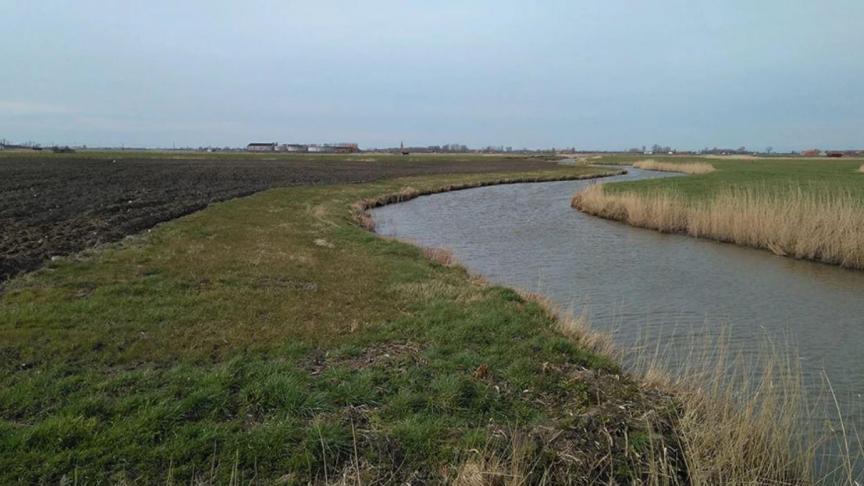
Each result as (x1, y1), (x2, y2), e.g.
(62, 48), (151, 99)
(0, 155), (559, 284)
(305, 341), (425, 377)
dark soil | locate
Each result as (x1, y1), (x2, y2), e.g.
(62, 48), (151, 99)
(0, 154), (559, 283)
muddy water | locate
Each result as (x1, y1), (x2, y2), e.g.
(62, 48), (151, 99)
(372, 167), (864, 464)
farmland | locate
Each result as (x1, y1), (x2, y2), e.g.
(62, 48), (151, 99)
(0, 152), (566, 284)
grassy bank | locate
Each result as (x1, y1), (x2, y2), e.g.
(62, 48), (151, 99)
(574, 156), (864, 269)
(0, 162), (820, 484)
(1, 165), (678, 484)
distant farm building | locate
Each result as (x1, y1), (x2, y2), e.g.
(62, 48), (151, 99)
(279, 144), (308, 152)
(826, 151), (844, 158)
(246, 142), (277, 152)
(308, 143), (359, 154)
(247, 142), (358, 153)
(801, 149), (821, 157)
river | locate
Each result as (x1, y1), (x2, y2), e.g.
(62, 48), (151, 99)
(371, 167), (864, 473)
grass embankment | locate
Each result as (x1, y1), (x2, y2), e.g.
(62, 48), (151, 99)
(0, 165), (686, 484)
(574, 156), (864, 270)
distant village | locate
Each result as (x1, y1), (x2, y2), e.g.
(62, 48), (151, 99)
(246, 142), (359, 153)
(1, 139), (862, 158)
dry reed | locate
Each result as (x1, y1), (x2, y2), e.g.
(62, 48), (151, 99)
(451, 431), (533, 486)
(634, 331), (814, 484)
(422, 247), (457, 267)
(633, 160), (716, 174)
(523, 291), (829, 484)
(572, 184), (864, 270)
(519, 291), (616, 358)
(859, 163), (864, 173)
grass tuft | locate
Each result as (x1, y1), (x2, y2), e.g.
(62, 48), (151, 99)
(632, 331), (815, 484)
(422, 247), (457, 267)
(519, 291), (616, 358)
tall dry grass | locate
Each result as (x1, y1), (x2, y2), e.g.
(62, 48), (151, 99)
(520, 292), (823, 484)
(572, 184), (864, 270)
(634, 331), (815, 484)
(859, 163), (864, 173)
(633, 160), (716, 174)
(520, 291), (616, 358)
(451, 431), (534, 486)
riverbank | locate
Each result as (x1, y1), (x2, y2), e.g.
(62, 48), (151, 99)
(0, 163), (819, 483)
(573, 156), (864, 270)
(1, 165), (677, 483)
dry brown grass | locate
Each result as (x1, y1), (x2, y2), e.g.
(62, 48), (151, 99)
(572, 184), (864, 269)
(524, 290), (817, 484)
(519, 291), (616, 358)
(422, 247), (457, 267)
(859, 163), (864, 173)
(451, 431), (533, 486)
(634, 332), (815, 484)
(633, 160), (716, 174)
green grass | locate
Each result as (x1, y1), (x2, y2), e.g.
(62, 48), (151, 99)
(0, 165), (671, 483)
(599, 155), (864, 201)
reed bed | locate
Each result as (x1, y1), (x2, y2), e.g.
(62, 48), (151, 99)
(572, 184), (864, 270)
(635, 331), (816, 484)
(633, 159), (716, 174)
(519, 292), (822, 484)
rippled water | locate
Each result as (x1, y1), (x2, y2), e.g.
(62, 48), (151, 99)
(372, 167), (864, 466)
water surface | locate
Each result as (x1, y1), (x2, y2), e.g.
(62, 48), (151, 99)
(372, 168), (864, 442)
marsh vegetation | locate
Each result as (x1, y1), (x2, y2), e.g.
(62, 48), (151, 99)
(574, 156), (864, 269)
(632, 159), (716, 175)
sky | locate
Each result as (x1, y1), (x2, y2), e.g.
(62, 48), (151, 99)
(2, 1), (862, 151)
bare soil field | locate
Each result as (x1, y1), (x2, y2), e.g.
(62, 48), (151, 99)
(0, 153), (559, 283)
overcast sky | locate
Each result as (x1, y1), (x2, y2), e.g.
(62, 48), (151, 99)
(2, 1), (862, 150)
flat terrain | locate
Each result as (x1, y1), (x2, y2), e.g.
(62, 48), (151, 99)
(0, 152), (562, 284)
(0, 165), (693, 483)
(596, 155), (864, 200)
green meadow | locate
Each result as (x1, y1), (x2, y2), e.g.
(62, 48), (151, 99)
(597, 155), (864, 201)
